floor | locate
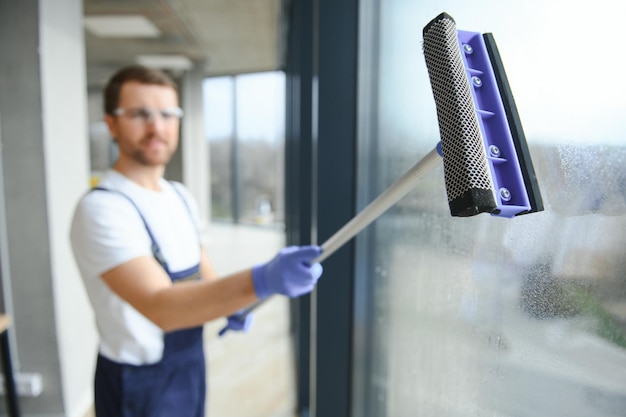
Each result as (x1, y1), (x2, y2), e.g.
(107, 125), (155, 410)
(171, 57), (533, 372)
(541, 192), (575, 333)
(84, 222), (295, 417)
(202, 222), (296, 417)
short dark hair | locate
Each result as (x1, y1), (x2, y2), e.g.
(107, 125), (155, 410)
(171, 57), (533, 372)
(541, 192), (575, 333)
(103, 65), (178, 115)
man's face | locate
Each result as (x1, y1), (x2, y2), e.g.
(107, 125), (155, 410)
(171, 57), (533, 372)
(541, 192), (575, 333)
(106, 81), (180, 167)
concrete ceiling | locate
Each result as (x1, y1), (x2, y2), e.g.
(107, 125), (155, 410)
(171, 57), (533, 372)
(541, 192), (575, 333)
(83, 0), (286, 87)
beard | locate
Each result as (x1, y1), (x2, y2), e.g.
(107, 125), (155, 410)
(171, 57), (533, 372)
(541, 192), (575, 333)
(123, 134), (177, 166)
(132, 147), (174, 166)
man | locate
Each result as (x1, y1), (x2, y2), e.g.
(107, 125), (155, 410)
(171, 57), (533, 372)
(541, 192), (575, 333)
(70, 65), (323, 417)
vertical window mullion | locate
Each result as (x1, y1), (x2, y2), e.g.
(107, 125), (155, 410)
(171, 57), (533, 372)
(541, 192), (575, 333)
(313, 1), (360, 417)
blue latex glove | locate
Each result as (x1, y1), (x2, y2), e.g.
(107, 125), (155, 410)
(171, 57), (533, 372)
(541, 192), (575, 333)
(252, 245), (323, 299)
(218, 311), (255, 337)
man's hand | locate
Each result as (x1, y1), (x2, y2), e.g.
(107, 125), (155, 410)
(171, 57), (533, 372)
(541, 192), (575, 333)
(218, 311), (254, 337)
(252, 245), (323, 299)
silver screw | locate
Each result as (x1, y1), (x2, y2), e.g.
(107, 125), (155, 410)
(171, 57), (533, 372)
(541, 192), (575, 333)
(463, 44), (473, 54)
(489, 145), (501, 157)
(472, 76), (482, 87)
(500, 188), (511, 201)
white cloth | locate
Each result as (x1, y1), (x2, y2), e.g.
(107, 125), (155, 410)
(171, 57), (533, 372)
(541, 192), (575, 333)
(70, 170), (202, 365)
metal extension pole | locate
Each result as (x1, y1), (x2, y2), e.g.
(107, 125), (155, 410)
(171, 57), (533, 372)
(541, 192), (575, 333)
(315, 146), (440, 263)
(238, 146), (441, 317)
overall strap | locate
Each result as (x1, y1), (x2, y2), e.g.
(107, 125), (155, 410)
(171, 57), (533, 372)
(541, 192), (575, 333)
(91, 186), (169, 270)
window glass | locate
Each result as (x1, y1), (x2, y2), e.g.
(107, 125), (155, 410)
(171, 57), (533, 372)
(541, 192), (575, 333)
(204, 76), (235, 221)
(355, 2), (626, 416)
(204, 72), (285, 225)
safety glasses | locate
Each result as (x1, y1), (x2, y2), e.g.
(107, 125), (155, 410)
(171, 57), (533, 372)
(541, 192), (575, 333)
(112, 107), (184, 123)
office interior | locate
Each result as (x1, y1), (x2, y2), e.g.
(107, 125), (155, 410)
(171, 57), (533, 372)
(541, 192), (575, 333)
(0, 0), (625, 416)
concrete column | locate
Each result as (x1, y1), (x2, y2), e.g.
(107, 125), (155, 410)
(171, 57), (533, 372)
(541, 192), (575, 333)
(181, 62), (211, 231)
(0, 0), (96, 416)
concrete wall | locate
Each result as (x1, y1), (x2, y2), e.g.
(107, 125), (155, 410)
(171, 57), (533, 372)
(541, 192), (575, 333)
(0, 0), (96, 416)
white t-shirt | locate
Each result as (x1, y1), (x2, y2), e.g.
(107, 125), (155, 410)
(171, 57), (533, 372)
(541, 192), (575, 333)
(70, 170), (202, 365)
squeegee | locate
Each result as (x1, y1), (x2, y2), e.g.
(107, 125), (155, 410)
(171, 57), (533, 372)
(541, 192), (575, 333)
(220, 12), (543, 334)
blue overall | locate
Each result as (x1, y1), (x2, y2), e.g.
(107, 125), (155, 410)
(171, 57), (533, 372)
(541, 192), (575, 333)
(92, 186), (206, 417)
